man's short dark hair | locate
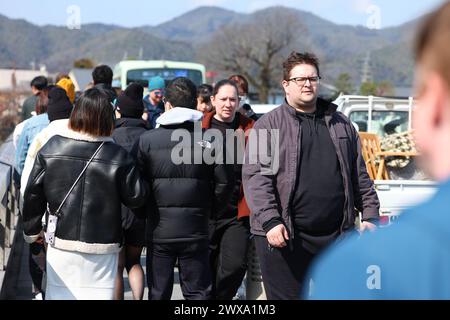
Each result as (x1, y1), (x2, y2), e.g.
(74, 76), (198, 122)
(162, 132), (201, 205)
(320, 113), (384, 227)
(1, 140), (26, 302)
(92, 65), (113, 86)
(165, 77), (197, 109)
(30, 76), (48, 91)
(282, 51), (320, 81)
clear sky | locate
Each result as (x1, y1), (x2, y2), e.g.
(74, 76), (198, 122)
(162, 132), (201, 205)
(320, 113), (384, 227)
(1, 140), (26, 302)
(0, 0), (446, 29)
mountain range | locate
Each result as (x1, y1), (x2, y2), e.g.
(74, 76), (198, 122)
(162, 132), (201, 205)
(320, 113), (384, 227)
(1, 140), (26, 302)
(0, 6), (421, 88)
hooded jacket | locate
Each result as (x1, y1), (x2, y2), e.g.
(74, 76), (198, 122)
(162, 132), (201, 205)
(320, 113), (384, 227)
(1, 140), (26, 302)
(22, 129), (149, 254)
(136, 107), (232, 243)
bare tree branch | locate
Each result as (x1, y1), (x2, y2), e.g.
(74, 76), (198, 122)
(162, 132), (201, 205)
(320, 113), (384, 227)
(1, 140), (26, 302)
(202, 10), (305, 102)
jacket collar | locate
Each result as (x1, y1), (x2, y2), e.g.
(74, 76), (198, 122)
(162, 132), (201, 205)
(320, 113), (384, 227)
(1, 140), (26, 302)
(58, 128), (114, 143)
(202, 110), (216, 128)
(94, 83), (113, 91)
(283, 97), (338, 126)
(283, 97), (337, 116)
(156, 107), (203, 126)
(202, 110), (254, 131)
(115, 117), (148, 129)
(47, 118), (69, 129)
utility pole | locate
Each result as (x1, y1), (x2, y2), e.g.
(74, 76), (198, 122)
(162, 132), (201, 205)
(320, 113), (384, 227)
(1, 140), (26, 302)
(361, 51), (373, 84)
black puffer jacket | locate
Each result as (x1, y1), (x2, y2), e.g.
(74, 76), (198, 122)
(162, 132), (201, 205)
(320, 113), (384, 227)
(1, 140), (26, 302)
(136, 107), (232, 243)
(112, 117), (148, 229)
(22, 130), (148, 254)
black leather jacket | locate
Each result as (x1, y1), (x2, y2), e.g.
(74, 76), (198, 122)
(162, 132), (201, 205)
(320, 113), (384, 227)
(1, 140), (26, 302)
(22, 130), (148, 254)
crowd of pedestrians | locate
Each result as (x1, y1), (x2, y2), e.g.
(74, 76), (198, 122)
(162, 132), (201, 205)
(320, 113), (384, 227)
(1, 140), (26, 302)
(13, 2), (450, 299)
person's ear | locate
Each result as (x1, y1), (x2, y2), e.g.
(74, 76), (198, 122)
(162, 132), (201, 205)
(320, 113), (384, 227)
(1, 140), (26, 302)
(164, 100), (173, 112)
(437, 78), (450, 129)
(428, 73), (450, 130)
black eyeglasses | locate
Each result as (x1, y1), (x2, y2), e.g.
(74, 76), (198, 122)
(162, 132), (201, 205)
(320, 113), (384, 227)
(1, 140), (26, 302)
(288, 76), (321, 87)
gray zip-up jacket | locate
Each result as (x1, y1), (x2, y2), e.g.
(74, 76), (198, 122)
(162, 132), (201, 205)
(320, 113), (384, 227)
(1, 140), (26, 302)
(242, 98), (379, 239)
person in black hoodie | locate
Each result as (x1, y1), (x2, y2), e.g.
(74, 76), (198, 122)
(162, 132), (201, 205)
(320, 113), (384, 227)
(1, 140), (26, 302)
(136, 77), (232, 300)
(112, 83), (149, 300)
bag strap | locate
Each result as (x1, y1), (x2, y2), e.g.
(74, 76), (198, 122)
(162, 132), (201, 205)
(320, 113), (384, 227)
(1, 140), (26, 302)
(51, 141), (105, 217)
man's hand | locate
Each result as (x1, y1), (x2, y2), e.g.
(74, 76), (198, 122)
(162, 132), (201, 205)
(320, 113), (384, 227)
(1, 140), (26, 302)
(359, 221), (377, 233)
(266, 224), (289, 248)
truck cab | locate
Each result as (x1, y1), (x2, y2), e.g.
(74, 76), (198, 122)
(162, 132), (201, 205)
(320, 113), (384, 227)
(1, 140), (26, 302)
(334, 94), (413, 137)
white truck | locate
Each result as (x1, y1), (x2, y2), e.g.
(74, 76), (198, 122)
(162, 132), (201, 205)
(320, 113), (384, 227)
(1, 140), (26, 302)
(333, 95), (438, 226)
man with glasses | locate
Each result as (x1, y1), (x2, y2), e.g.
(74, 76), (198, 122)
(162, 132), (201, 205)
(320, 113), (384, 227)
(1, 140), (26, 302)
(143, 76), (165, 129)
(242, 51), (379, 299)
(306, 1), (450, 300)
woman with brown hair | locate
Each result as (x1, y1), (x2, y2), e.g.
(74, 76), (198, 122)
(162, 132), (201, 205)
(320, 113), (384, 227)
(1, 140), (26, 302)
(22, 88), (148, 300)
(202, 79), (255, 299)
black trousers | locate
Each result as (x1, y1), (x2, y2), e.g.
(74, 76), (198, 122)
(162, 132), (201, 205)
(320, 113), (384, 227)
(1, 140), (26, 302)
(147, 240), (212, 300)
(209, 218), (250, 300)
(254, 235), (315, 300)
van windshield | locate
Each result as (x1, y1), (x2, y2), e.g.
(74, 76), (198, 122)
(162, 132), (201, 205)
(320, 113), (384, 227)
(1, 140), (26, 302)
(127, 68), (203, 87)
